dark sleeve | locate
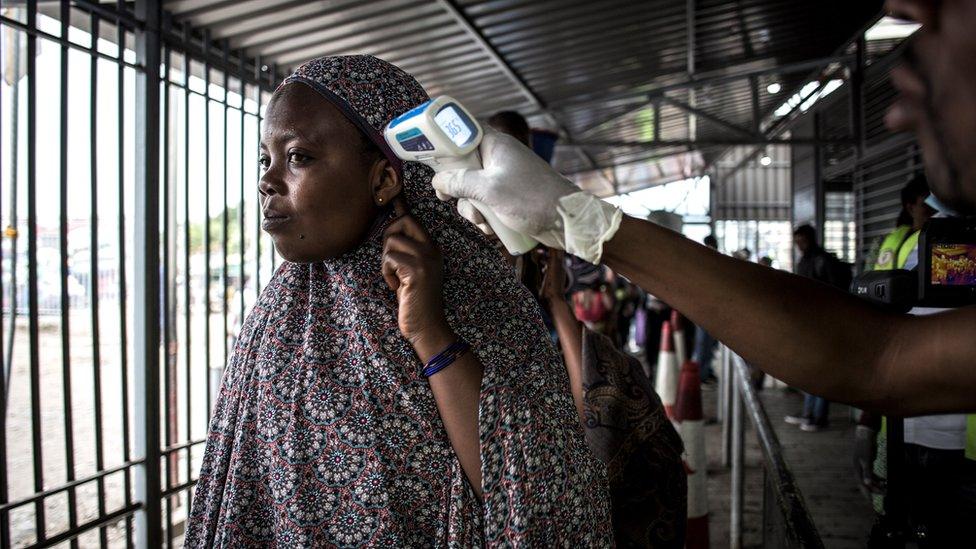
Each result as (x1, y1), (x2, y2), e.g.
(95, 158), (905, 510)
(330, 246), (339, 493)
(580, 328), (687, 548)
(813, 254), (834, 285)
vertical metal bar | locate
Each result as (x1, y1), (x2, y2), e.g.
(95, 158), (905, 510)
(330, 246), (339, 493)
(269, 64), (278, 272)
(87, 12), (108, 548)
(3, 7), (21, 407)
(717, 344), (725, 422)
(0, 142), (7, 549)
(203, 31), (212, 417)
(0, 50), (8, 534)
(652, 100), (661, 143)
(253, 59), (262, 297)
(133, 0), (163, 547)
(181, 28), (193, 511)
(850, 37), (865, 159)
(24, 1), (46, 543)
(721, 345), (733, 468)
(161, 39), (173, 549)
(238, 52), (246, 324)
(749, 75), (761, 134)
(685, 0), (696, 142)
(0, 12), (15, 549)
(57, 3), (79, 548)
(115, 4), (134, 546)
(221, 42), (229, 373)
(730, 357), (745, 549)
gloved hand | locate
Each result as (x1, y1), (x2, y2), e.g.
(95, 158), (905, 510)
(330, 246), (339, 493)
(853, 425), (885, 495)
(431, 127), (623, 264)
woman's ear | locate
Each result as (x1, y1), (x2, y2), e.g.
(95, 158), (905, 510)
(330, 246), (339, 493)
(370, 158), (402, 206)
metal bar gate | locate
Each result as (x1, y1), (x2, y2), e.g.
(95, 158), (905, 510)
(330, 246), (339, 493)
(0, 1), (281, 546)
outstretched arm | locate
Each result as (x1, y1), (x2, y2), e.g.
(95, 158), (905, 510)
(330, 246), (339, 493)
(603, 216), (976, 415)
(431, 128), (976, 416)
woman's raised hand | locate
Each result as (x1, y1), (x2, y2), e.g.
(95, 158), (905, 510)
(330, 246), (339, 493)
(382, 199), (454, 353)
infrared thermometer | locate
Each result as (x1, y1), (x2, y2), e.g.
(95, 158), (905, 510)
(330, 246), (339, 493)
(384, 96), (538, 255)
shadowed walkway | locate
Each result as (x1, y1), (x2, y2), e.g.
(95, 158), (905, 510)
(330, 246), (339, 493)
(703, 385), (875, 548)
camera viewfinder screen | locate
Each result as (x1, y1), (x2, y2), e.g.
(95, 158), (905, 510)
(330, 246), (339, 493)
(931, 243), (976, 286)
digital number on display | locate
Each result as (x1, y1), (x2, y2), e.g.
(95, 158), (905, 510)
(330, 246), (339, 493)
(434, 106), (473, 147)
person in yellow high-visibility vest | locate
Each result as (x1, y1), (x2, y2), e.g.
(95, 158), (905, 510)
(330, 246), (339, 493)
(855, 176), (934, 515)
(872, 176), (933, 272)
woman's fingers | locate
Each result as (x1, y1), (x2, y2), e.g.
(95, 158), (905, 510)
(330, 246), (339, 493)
(383, 233), (425, 257)
(381, 249), (417, 292)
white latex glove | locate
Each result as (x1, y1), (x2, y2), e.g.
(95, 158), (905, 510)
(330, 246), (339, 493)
(431, 127), (622, 264)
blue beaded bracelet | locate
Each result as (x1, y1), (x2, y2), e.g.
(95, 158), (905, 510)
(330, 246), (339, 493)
(422, 339), (471, 378)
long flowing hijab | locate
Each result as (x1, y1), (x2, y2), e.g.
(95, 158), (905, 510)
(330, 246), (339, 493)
(185, 55), (611, 547)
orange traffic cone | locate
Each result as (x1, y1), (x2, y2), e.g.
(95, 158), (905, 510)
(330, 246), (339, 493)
(675, 360), (709, 548)
(671, 309), (688, 366)
(654, 320), (679, 419)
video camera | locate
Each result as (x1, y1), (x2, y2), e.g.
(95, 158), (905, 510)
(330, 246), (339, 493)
(851, 217), (976, 312)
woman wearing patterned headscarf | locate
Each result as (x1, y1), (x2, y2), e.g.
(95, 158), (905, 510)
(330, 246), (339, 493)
(184, 55), (612, 547)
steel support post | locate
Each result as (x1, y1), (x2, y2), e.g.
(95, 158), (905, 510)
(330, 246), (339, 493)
(730, 359), (745, 549)
(133, 0), (163, 547)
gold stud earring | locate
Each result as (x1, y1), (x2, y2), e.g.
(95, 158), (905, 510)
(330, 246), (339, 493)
(378, 197), (384, 204)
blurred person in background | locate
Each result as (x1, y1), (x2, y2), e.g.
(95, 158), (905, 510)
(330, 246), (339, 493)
(784, 225), (848, 432)
(487, 110), (532, 149)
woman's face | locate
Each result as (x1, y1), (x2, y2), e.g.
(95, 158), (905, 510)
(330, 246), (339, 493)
(259, 83), (399, 262)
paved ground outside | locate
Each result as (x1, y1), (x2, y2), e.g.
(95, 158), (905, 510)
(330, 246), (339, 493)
(703, 380), (876, 548)
(4, 309), (230, 548)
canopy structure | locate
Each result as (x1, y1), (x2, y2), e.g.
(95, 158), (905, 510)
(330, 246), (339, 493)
(162, 0), (885, 195)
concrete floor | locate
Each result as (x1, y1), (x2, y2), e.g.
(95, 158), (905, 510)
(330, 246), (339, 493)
(702, 383), (876, 548)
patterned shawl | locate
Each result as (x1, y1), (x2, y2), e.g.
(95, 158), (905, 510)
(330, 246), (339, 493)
(185, 55), (612, 548)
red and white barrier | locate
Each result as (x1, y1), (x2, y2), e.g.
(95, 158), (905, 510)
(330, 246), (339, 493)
(675, 360), (709, 548)
(654, 320), (679, 419)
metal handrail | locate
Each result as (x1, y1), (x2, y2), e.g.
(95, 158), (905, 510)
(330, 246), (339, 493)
(722, 347), (824, 549)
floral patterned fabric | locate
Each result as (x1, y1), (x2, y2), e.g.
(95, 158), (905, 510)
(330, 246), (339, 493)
(581, 329), (686, 548)
(184, 55), (612, 548)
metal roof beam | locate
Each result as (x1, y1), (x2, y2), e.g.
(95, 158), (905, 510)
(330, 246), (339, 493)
(718, 73), (844, 186)
(554, 53), (852, 112)
(575, 52), (850, 140)
(434, 0), (547, 116)
(660, 95), (759, 139)
(565, 137), (855, 149)
(432, 0), (602, 174)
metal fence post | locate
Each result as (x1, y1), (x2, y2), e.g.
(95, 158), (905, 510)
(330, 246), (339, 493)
(722, 345), (733, 468)
(717, 345), (725, 422)
(134, 0), (163, 547)
(730, 358), (744, 549)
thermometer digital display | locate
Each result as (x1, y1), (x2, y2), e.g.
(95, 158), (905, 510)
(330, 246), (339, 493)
(385, 96), (538, 255)
(434, 105), (474, 147)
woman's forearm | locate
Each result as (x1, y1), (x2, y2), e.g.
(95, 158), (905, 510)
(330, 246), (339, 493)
(548, 297), (586, 422)
(411, 327), (484, 498)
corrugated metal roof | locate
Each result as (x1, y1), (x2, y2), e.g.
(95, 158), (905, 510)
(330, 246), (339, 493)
(164, 0), (884, 194)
